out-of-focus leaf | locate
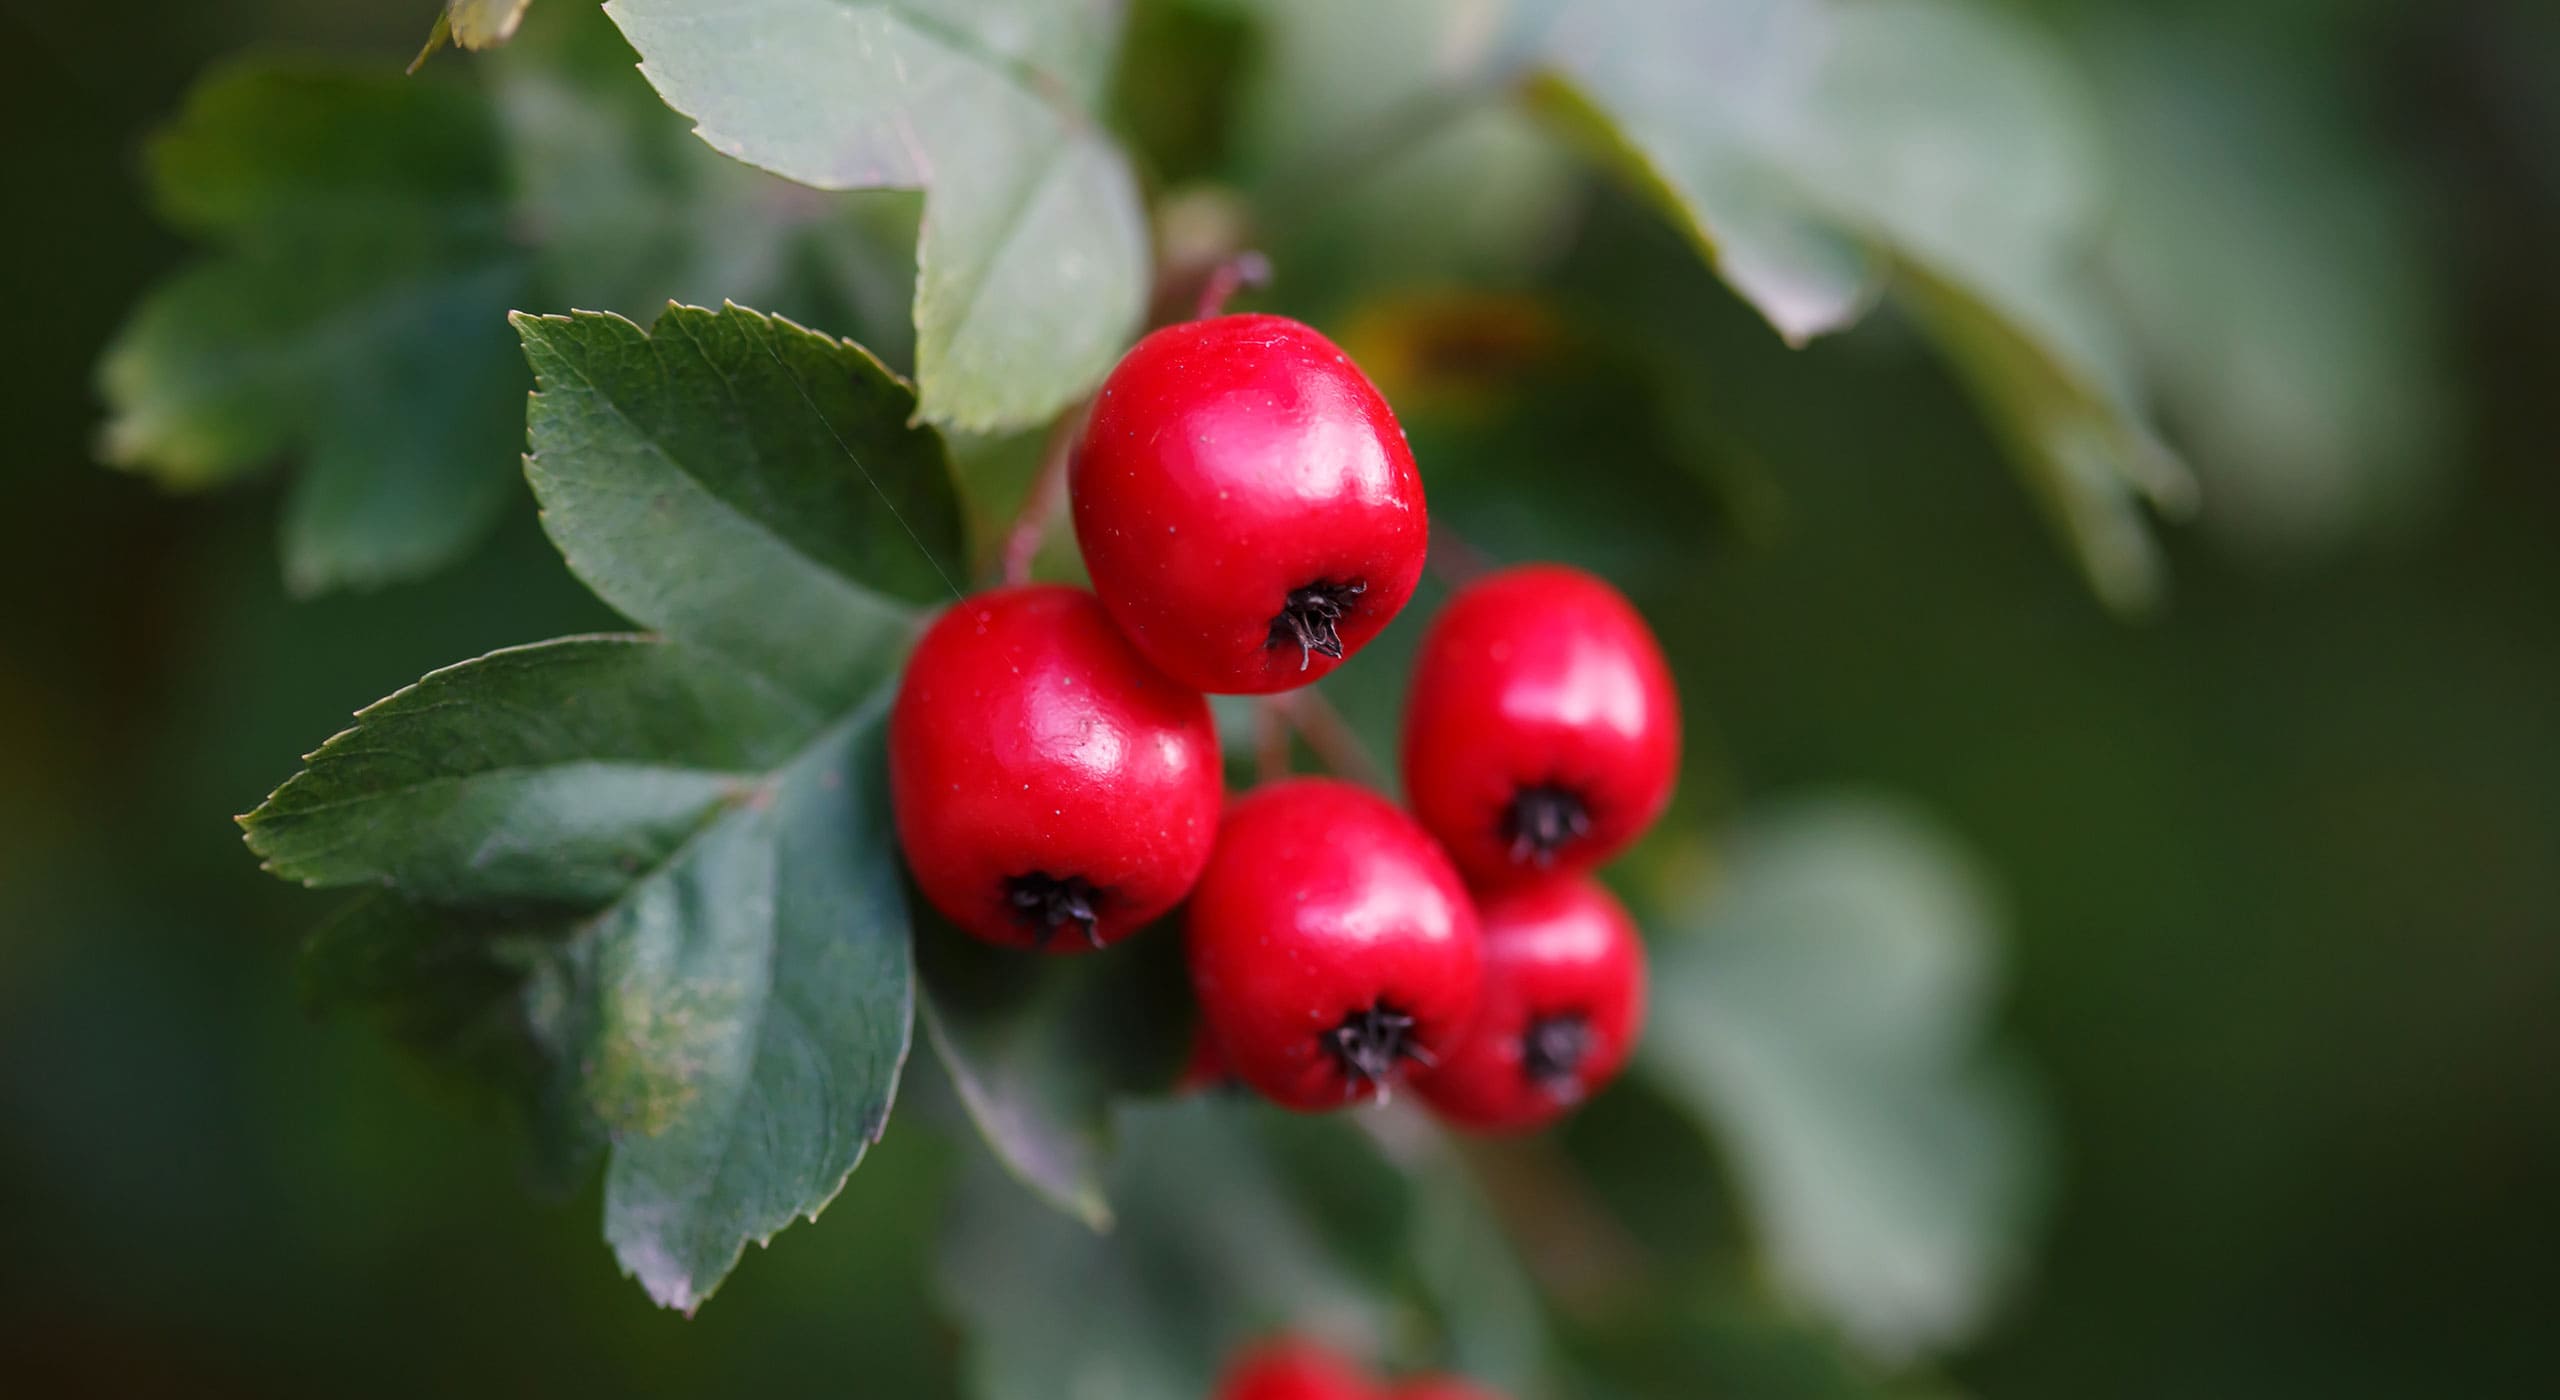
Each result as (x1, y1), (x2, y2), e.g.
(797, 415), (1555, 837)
(938, 1099), (1400, 1400)
(1565, 1282), (1926, 1400)
(104, 11), (932, 595)
(490, 2), (924, 363)
(2079, 17), (2453, 558)
(1410, 1154), (1552, 1394)
(605, 0), (1150, 431)
(1533, 0), (1881, 346)
(1534, 0), (2190, 610)
(1640, 794), (2050, 1363)
(1228, 0), (1578, 315)
(258, 302), (960, 1311)
(95, 67), (529, 593)
(916, 915), (1193, 1230)
(299, 890), (606, 1190)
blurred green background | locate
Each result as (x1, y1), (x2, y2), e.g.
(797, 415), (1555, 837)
(3, 0), (2554, 1396)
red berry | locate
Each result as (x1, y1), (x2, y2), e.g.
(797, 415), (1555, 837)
(1388, 1378), (1508, 1400)
(1072, 313), (1428, 694)
(1402, 564), (1678, 886)
(1213, 1336), (1379, 1400)
(1416, 877), (1647, 1134)
(1186, 778), (1482, 1110)
(889, 585), (1221, 952)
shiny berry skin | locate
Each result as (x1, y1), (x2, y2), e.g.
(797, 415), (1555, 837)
(1071, 313), (1428, 694)
(1213, 1337), (1379, 1400)
(1186, 778), (1482, 1110)
(1402, 564), (1678, 887)
(889, 585), (1221, 953)
(1416, 876), (1647, 1134)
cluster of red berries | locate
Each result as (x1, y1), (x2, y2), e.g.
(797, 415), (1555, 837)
(1213, 1335), (1501, 1400)
(890, 313), (1677, 1132)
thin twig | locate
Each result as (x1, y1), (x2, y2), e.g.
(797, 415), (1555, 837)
(1193, 251), (1273, 321)
(1427, 522), (1499, 589)
(1273, 688), (1384, 790)
(999, 402), (1091, 587)
(1254, 696), (1293, 785)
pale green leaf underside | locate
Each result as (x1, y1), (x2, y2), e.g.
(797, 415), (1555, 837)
(604, 0), (1149, 431)
(1641, 794), (2050, 1362)
(1537, 0), (2191, 609)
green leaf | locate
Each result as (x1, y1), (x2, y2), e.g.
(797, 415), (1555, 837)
(266, 637), (917, 1311)
(95, 66), (530, 593)
(261, 299), (962, 1310)
(516, 303), (964, 708)
(106, 21), (932, 594)
(1534, 0), (2191, 610)
(2076, 15), (2453, 559)
(936, 1099), (1399, 1400)
(1639, 794), (2051, 1363)
(580, 716), (914, 1313)
(916, 915), (1192, 1230)
(489, 2), (926, 362)
(603, 0), (1151, 431)
(245, 635), (825, 905)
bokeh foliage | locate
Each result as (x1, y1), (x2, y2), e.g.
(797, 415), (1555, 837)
(4, 0), (2554, 1397)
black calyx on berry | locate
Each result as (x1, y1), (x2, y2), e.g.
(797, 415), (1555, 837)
(1267, 580), (1367, 671)
(1521, 1011), (1594, 1101)
(1501, 782), (1592, 866)
(1324, 997), (1432, 1098)
(1004, 871), (1104, 948)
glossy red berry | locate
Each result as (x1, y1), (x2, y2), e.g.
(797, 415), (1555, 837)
(1072, 313), (1428, 694)
(1187, 778), (1482, 1110)
(1213, 1337), (1379, 1400)
(889, 585), (1221, 953)
(1402, 564), (1678, 887)
(1415, 876), (1647, 1134)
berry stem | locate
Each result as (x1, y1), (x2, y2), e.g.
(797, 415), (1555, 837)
(1273, 688), (1383, 791)
(1192, 250), (1273, 320)
(1426, 523), (1498, 589)
(1254, 696), (1293, 785)
(1000, 250), (1275, 585)
(999, 402), (1090, 587)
